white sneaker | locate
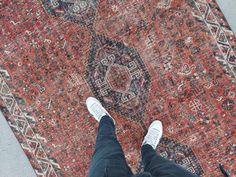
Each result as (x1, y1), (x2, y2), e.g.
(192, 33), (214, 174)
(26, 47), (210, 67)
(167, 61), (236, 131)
(86, 97), (115, 124)
(142, 120), (163, 149)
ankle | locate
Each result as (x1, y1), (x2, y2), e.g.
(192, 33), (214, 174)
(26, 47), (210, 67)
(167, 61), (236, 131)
(142, 142), (156, 150)
(100, 114), (115, 125)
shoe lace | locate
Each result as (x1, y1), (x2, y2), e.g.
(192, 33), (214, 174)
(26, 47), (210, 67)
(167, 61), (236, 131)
(145, 128), (161, 145)
(91, 103), (103, 117)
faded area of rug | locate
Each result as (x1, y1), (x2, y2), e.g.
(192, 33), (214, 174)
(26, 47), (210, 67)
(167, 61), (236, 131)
(0, 0), (235, 176)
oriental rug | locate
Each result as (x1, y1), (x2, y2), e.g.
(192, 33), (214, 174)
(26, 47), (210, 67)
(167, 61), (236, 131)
(0, 0), (235, 176)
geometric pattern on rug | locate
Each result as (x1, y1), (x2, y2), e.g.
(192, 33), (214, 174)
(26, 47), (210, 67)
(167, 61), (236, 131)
(193, 0), (236, 78)
(86, 33), (150, 126)
(0, 72), (60, 176)
(0, 0), (235, 176)
(41, 0), (99, 28)
(157, 137), (204, 176)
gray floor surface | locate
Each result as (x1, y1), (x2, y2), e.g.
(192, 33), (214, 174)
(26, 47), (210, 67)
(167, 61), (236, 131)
(216, 0), (236, 35)
(0, 112), (36, 177)
(0, 1), (235, 177)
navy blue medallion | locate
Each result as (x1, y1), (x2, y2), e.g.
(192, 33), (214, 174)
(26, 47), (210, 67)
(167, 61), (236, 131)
(86, 34), (151, 123)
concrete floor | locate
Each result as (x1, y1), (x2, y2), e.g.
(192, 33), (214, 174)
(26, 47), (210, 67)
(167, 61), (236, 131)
(0, 1), (235, 176)
(217, 0), (236, 34)
(0, 112), (36, 177)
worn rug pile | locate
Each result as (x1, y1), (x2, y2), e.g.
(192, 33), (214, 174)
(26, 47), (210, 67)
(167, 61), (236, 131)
(0, 0), (235, 176)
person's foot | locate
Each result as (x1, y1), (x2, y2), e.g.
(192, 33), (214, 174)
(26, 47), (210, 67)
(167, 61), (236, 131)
(86, 97), (115, 124)
(142, 120), (163, 149)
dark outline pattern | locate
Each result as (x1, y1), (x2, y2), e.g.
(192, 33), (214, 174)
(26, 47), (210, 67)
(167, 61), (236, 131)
(86, 33), (151, 124)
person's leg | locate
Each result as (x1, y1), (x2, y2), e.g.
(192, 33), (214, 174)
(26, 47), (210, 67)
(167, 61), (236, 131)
(87, 97), (132, 177)
(141, 121), (198, 177)
(141, 144), (198, 177)
(89, 115), (130, 176)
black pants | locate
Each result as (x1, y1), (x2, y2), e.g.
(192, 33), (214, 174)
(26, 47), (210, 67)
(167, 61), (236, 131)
(88, 115), (198, 177)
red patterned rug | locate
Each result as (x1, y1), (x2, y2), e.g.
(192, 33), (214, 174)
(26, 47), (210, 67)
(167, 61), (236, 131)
(0, 0), (235, 176)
